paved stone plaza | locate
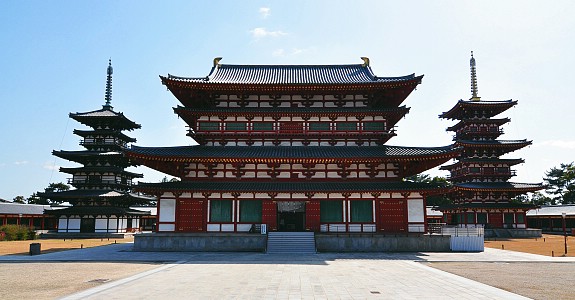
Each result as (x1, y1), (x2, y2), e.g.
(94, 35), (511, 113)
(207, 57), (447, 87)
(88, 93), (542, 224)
(2, 244), (574, 299)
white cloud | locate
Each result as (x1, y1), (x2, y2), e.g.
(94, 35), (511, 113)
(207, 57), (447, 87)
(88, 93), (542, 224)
(43, 163), (60, 171)
(272, 48), (308, 57)
(291, 48), (304, 55)
(250, 27), (287, 39)
(272, 49), (285, 57)
(534, 140), (575, 149)
(259, 7), (271, 18)
(14, 161), (28, 165)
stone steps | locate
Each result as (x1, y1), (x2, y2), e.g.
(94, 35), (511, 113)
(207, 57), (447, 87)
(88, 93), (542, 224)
(267, 232), (316, 253)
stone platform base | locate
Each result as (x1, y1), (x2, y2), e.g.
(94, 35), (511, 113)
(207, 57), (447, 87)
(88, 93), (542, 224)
(134, 233), (267, 252)
(40, 232), (134, 239)
(315, 234), (451, 252)
(485, 228), (542, 238)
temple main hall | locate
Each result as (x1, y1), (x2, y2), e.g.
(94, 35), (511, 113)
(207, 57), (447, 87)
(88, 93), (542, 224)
(127, 57), (461, 247)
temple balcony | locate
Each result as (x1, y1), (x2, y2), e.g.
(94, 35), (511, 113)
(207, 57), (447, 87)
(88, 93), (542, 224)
(79, 139), (128, 148)
(67, 178), (133, 187)
(448, 169), (516, 180)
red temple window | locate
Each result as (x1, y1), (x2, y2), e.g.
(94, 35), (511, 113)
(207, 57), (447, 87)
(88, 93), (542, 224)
(225, 122), (247, 131)
(252, 122), (274, 131)
(363, 122), (385, 131)
(308, 122), (330, 132)
(336, 122), (357, 131)
(198, 121), (220, 131)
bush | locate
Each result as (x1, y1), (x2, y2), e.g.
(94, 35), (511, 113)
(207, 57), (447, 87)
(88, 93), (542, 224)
(0, 224), (36, 241)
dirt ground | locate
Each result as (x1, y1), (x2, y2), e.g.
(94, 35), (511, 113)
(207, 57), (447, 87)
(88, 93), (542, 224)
(426, 262), (575, 300)
(0, 236), (134, 255)
(0, 262), (162, 299)
(485, 234), (574, 257)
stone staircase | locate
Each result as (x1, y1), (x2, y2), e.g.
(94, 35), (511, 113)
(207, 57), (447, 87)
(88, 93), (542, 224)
(267, 232), (316, 253)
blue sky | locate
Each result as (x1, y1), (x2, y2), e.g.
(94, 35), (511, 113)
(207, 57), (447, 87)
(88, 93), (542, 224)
(1, 1), (574, 201)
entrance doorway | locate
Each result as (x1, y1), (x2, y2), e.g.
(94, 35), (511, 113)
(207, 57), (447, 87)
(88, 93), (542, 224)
(277, 201), (306, 232)
(80, 217), (96, 233)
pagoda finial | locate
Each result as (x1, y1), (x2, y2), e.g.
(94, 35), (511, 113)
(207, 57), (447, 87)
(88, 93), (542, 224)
(470, 51), (480, 101)
(103, 59), (114, 110)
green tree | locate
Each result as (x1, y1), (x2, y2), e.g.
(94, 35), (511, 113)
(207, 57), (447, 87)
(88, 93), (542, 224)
(404, 174), (452, 206)
(544, 162), (575, 204)
(12, 196), (26, 204)
(27, 193), (49, 205)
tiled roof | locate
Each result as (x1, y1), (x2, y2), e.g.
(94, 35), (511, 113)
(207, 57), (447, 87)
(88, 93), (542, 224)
(45, 206), (150, 216)
(136, 181), (442, 193)
(174, 106), (410, 115)
(440, 100), (517, 120)
(167, 64), (417, 85)
(127, 145), (457, 161)
(454, 182), (544, 191)
(0, 202), (64, 215)
(527, 205), (575, 217)
(69, 108), (141, 130)
(52, 150), (126, 164)
(456, 139), (532, 147)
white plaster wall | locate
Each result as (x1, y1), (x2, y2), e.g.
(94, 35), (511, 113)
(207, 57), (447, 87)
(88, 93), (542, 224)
(108, 218), (118, 230)
(95, 219), (108, 232)
(407, 199), (425, 223)
(68, 218), (81, 233)
(158, 224), (175, 231)
(58, 218), (68, 233)
(159, 199), (176, 222)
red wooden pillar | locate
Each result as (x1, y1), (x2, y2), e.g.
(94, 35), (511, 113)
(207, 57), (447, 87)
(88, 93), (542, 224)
(262, 200), (277, 231)
(305, 200), (320, 232)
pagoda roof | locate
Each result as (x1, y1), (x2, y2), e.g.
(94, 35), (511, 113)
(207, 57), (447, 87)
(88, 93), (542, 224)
(126, 145), (459, 164)
(455, 139), (532, 149)
(38, 189), (153, 201)
(53, 150), (127, 164)
(440, 158), (525, 170)
(70, 107), (141, 131)
(59, 166), (143, 178)
(446, 118), (510, 132)
(135, 180), (444, 194)
(453, 182), (544, 193)
(165, 63), (419, 85)
(440, 100), (517, 120)
(44, 206), (150, 216)
(73, 129), (136, 143)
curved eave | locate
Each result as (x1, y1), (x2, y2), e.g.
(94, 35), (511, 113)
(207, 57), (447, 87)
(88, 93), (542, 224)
(160, 75), (423, 93)
(134, 181), (445, 194)
(125, 147), (460, 165)
(173, 106), (410, 118)
(439, 100), (517, 120)
(453, 183), (544, 193)
(70, 115), (141, 131)
(455, 140), (532, 148)
(440, 158), (525, 170)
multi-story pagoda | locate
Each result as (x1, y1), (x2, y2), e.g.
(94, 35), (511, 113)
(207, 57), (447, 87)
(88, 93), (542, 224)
(437, 52), (543, 231)
(127, 57), (460, 240)
(42, 60), (151, 234)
